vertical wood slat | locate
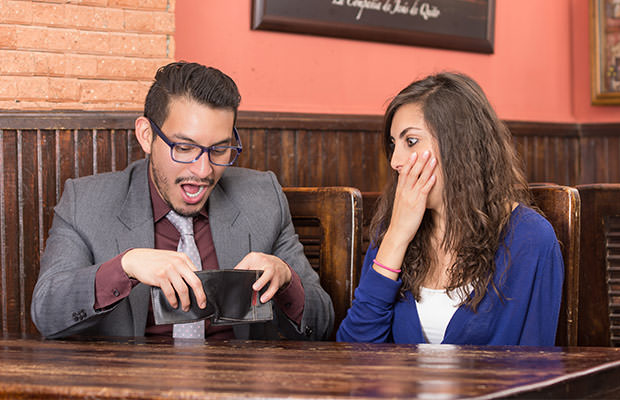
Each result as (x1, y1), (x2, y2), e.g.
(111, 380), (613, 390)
(514, 136), (580, 185)
(605, 215), (620, 346)
(580, 124), (620, 184)
(2, 130), (19, 336)
(0, 130), (4, 335)
(20, 129), (38, 336)
(0, 118), (142, 337)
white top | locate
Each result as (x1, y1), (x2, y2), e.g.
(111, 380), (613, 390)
(415, 287), (464, 344)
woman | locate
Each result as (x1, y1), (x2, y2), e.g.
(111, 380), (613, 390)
(337, 72), (563, 345)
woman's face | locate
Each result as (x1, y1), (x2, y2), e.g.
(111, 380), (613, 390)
(389, 102), (444, 211)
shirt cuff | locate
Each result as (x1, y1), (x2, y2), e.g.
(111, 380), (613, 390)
(357, 265), (402, 307)
(273, 263), (305, 326)
(94, 250), (137, 310)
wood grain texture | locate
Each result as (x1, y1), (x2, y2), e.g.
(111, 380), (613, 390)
(530, 185), (581, 347)
(0, 111), (617, 343)
(0, 337), (620, 399)
(361, 185), (581, 347)
(575, 184), (620, 347)
(284, 187), (363, 339)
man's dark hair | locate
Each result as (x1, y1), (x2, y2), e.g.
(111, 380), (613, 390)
(144, 61), (241, 129)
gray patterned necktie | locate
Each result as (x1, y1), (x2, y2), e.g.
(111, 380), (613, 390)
(166, 210), (205, 339)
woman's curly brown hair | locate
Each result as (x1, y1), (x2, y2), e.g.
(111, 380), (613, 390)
(370, 72), (532, 311)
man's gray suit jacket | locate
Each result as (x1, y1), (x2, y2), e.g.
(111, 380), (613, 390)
(31, 159), (334, 340)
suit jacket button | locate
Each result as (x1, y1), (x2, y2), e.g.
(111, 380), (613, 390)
(113, 289), (120, 297)
(80, 310), (86, 317)
(304, 326), (313, 337)
(72, 312), (79, 321)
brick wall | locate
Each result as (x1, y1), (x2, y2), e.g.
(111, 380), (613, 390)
(0, 0), (175, 110)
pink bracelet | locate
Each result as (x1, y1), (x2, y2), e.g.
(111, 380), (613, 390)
(373, 259), (401, 274)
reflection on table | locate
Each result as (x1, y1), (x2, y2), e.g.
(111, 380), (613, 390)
(0, 336), (620, 399)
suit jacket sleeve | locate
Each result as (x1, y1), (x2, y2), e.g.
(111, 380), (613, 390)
(30, 159), (153, 339)
(31, 178), (124, 338)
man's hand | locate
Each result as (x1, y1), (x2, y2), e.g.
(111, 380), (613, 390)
(121, 248), (207, 312)
(234, 252), (292, 303)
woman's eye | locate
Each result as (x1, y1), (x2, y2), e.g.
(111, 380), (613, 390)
(406, 137), (418, 147)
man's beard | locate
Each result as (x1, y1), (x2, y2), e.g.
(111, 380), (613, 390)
(151, 162), (214, 218)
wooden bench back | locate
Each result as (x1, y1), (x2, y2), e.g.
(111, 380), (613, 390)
(530, 185), (580, 346)
(361, 186), (581, 346)
(0, 119), (363, 338)
(283, 187), (362, 338)
(575, 184), (620, 346)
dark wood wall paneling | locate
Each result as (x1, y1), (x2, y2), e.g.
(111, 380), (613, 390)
(0, 110), (618, 336)
(580, 124), (620, 184)
(235, 112), (389, 191)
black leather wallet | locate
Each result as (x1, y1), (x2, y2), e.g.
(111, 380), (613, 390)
(150, 270), (273, 326)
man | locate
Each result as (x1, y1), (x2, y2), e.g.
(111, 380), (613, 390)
(31, 61), (334, 340)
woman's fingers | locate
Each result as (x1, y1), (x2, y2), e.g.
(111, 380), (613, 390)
(396, 152), (417, 191)
(415, 156), (437, 193)
(399, 150), (432, 191)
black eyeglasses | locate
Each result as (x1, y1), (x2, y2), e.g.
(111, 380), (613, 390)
(148, 118), (242, 166)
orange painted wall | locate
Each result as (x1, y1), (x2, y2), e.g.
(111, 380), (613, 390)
(175, 0), (620, 123)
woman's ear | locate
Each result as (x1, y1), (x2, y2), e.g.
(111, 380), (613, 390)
(134, 116), (153, 155)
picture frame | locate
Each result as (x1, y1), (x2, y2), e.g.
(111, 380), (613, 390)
(252, 0), (495, 54)
(590, 0), (620, 105)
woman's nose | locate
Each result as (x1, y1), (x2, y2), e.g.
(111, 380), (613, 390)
(390, 147), (405, 172)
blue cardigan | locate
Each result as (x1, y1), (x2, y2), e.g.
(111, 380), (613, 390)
(337, 205), (564, 345)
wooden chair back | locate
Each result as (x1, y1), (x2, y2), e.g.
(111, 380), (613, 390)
(361, 185), (581, 346)
(530, 185), (580, 346)
(575, 184), (620, 346)
(283, 187), (363, 339)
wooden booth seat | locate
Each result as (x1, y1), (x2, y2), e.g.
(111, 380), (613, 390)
(0, 181), (362, 339)
(575, 184), (620, 347)
(283, 187), (362, 339)
(0, 115), (364, 338)
(530, 185), (580, 347)
(361, 185), (581, 346)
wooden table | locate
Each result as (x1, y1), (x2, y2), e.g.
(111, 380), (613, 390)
(1, 337), (620, 399)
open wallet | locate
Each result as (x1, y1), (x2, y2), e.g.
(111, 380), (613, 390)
(150, 270), (273, 326)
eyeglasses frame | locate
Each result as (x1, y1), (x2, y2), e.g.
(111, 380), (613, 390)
(147, 117), (242, 166)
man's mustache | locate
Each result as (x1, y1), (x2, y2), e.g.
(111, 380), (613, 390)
(175, 177), (214, 186)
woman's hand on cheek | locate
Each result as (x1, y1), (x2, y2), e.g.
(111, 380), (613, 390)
(387, 150), (437, 247)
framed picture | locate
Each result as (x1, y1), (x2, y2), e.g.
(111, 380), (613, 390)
(252, 0), (495, 54)
(590, 0), (620, 105)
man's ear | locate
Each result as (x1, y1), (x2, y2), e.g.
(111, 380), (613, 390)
(134, 116), (153, 155)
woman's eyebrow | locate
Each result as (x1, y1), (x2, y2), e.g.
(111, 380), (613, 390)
(398, 127), (423, 138)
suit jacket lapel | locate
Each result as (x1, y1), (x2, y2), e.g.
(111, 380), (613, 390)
(114, 159), (154, 336)
(209, 183), (251, 270)
(208, 181), (253, 340)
